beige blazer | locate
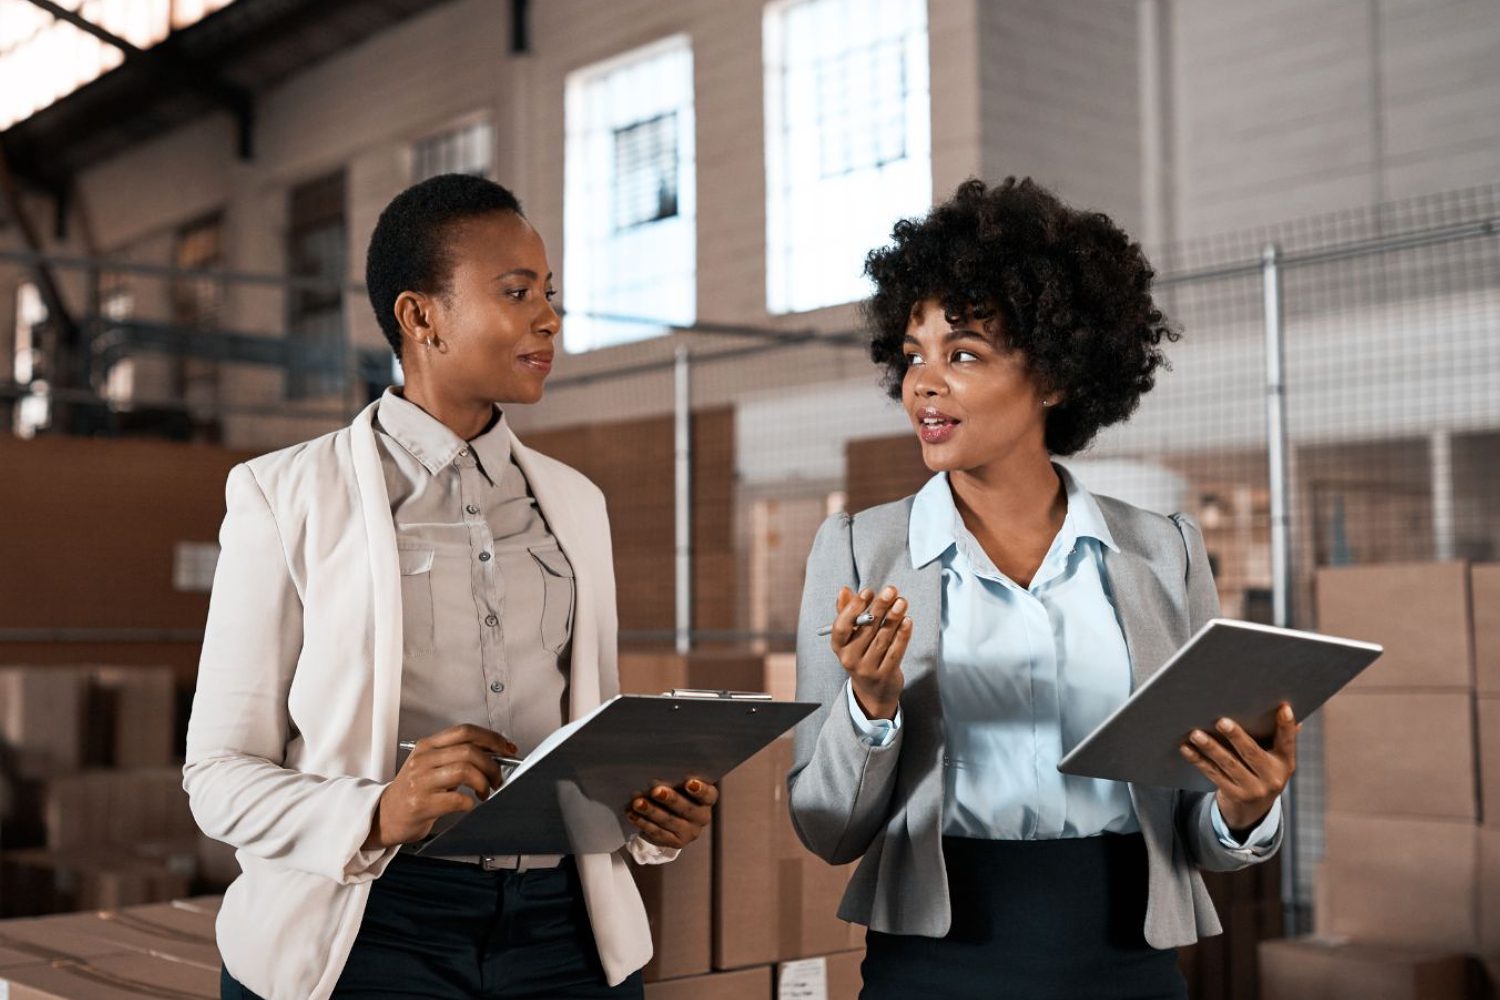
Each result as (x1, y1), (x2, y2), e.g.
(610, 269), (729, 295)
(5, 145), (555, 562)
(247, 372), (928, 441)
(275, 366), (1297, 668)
(183, 401), (656, 1000)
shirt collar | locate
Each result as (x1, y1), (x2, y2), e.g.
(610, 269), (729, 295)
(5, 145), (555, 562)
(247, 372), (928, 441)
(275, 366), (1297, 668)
(907, 464), (1118, 570)
(376, 387), (512, 480)
(1057, 463), (1119, 553)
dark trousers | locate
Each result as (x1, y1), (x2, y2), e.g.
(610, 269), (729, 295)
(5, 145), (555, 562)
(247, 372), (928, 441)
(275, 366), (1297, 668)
(221, 854), (643, 999)
(860, 834), (1189, 1000)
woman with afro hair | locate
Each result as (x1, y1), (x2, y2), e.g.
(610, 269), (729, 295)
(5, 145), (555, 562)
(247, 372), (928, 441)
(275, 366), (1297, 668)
(787, 178), (1297, 999)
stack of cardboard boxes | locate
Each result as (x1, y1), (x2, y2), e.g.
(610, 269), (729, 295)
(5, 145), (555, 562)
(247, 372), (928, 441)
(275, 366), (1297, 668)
(0, 896), (223, 999)
(623, 651), (865, 1000)
(0, 664), (233, 917)
(0, 653), (864, 998)
(1259, 562), (1500, 999)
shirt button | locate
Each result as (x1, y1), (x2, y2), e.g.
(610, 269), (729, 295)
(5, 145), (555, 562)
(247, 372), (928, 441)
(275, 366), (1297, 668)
(490, 681), (504, 694)
(479, 551), (491, 562)
(485, 614), (499, 627)
(466, 504), (480, 516)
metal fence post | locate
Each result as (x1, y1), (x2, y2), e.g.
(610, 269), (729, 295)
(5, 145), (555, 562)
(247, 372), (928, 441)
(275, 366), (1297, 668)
(1262, 241), (1301, 934)
(674, 343), (692, 656)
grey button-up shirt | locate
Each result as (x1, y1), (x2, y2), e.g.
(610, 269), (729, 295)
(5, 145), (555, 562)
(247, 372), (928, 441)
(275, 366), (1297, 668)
(375, 389), (574, 758)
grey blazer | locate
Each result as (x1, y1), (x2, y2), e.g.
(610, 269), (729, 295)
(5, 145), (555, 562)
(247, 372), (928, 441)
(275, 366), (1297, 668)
(786, 492), (1281, 948)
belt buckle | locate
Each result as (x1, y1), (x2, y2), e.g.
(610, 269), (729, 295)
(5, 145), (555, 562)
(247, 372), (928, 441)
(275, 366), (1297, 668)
(479, 855), (525, 872)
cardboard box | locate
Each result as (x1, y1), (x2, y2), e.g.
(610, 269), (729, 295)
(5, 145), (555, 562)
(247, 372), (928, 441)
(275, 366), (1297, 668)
(631, 831), (712, 982)
(1, 846), (195, 917)
(0, 905), (220, 972)
(713, 738), (860, 970)
(1321, 812), (1477, 950)
(91, 903), (221, 970)
(1324, 690), (1478, 820)
(89, 667), (177, 768)
(1316, 563), (1473, 690)
(46, 768), (197, 851)
(0, 914), (130, 962)
(1257, 937), (1471, 1000)
(618, 652), (770, 697)
(1479, 826), (1500, 955)
(764, 653), (798, 703)
(1481, 696), (1500, 826)
(644, 965), (770, 1000)
(0, 951), (219, 999)
(776, 949), (864, 1000)
(1476, 566), (1500, 694)
(0, 667), (88, 777)
(196, 834), (240, 888)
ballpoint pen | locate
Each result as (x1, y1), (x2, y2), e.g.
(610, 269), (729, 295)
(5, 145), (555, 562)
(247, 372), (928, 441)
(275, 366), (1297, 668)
(816, 611), (877, 637)
(397, 740), (524, 768)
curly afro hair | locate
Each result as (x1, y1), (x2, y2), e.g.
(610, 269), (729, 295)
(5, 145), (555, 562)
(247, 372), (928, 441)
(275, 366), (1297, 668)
(863, 177), (1177, 456)
(366, 174), (524, 361)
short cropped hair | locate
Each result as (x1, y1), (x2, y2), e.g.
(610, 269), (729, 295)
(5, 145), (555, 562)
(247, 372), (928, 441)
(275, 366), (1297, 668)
(365, 174), (524, 360)
(863, 177), (1177, 456)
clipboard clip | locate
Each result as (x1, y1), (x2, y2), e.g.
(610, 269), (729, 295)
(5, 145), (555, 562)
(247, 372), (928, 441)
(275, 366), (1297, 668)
(666, 688), (774, 701)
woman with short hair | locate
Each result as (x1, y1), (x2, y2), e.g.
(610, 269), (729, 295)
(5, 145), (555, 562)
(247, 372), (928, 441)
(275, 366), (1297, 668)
(187, 174), (715, 1000)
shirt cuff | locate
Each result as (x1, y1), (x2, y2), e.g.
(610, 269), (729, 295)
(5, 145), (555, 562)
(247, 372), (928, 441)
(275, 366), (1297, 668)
(845, 681), (901, 747)
(1210, 797), (1282, 854)
(626, 832), (680, 866)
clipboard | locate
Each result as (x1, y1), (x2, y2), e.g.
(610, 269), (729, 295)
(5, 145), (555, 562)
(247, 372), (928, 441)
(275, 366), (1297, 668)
(1056, 618), (1382, 792)
(415, 691), (817, 857)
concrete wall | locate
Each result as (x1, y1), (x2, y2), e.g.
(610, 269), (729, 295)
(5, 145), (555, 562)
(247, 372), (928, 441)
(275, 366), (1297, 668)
(1159, 0), (1500, 246)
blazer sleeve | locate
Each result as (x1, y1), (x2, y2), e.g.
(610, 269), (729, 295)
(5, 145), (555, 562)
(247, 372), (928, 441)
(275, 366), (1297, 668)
(786, 513), (903, 865)
(182, 464), (396, 884)
(1170, 513), (1285, 872)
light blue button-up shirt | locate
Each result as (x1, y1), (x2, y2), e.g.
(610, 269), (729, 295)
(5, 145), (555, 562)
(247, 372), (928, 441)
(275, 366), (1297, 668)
(847, 469), (1278, 851)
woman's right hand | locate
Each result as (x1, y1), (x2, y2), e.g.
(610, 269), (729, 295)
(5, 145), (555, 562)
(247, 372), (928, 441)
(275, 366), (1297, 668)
(830, 585), (911, 722)
(363, 724), (517, 850)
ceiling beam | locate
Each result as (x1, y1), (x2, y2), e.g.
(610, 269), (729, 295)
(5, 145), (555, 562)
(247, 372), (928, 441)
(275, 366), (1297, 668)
(19, 0), (255, 159)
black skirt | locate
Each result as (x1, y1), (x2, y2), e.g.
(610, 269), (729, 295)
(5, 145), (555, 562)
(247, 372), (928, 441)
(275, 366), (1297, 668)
(860, 834), (1188, 1000)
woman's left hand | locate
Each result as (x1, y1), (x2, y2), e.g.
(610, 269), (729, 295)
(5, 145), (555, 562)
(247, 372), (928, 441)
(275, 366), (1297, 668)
(1179, 702), (1300, 835)
(626, 777), (718, 849)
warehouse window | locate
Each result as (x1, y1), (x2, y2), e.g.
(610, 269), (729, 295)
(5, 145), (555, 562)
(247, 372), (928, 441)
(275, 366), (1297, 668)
(764, 0), (931, 314)
(412, 116), (494, 182)
(564, 35), (696, 352)
(286, 172), (347, 400)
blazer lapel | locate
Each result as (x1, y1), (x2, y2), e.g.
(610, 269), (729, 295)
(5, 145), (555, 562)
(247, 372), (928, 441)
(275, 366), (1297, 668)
(510, 434), (602, 721)
(349, 402), (404, 778)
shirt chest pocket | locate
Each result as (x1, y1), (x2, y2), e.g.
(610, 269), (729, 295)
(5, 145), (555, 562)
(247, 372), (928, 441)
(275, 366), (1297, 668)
(529, 545), (575, 655)
(398, 544), (436, 657)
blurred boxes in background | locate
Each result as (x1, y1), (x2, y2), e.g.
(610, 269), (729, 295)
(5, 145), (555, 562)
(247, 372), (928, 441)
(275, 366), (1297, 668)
(0, 950), (220, 999)
(1318, 813), (1477, 951)
(643, 965), (769, 1000)
(0, 668), (89, 778)
(1299, 561), (1496, 998)
(0, 666), (178, 780)
(631, 833), (712, 982)
(1323, 691), (1477, 820)
(618, 651), (769, 697)
(1316, 562), (1474, 690)
(1258, 937), (1473, 1000)
(714, 737), (860, 971)
(1473, 566), (1500, 695)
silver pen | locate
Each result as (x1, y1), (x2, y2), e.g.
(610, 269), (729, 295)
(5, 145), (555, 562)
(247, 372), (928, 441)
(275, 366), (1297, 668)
(816, 611), (877, 637)
(397, 740), (523, 768)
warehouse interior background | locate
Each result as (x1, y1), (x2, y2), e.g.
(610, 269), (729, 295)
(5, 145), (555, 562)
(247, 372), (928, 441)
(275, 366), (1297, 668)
(0, 0), (1498, 998)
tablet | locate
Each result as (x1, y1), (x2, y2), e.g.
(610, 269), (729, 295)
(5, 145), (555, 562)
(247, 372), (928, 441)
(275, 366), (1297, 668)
(1056, 618), (1382, 792)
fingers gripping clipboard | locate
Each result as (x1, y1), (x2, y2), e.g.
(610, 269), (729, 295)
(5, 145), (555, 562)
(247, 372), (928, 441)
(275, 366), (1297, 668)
(415, 692), (817, 857)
